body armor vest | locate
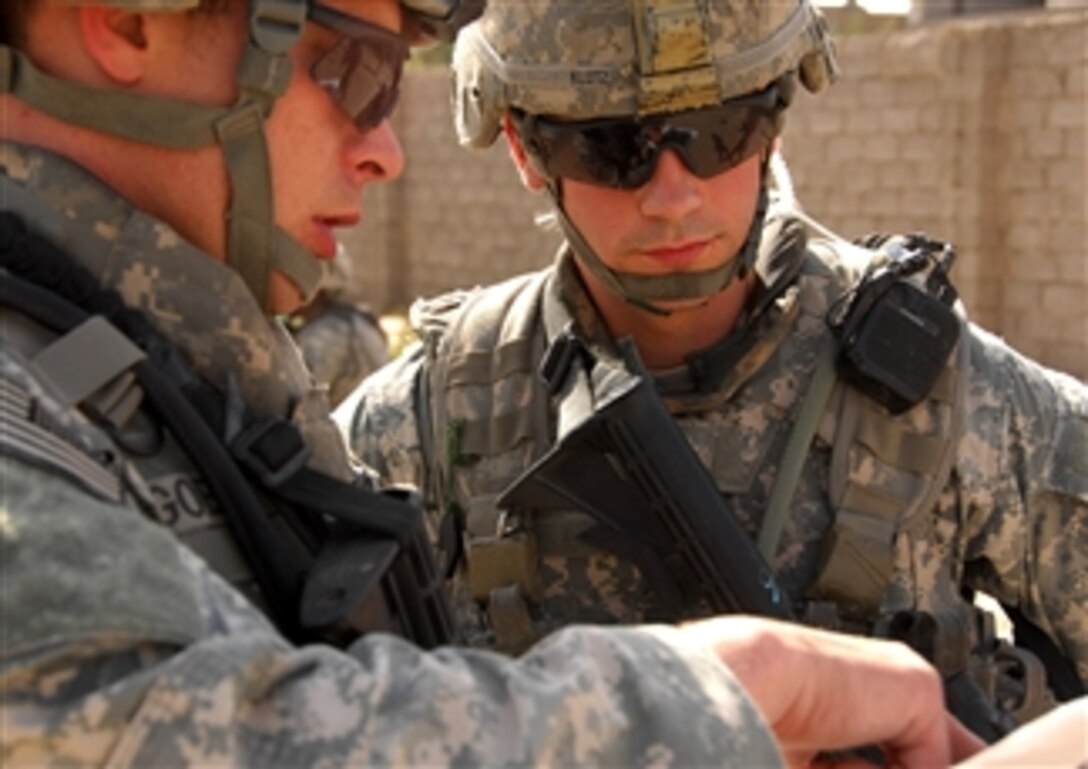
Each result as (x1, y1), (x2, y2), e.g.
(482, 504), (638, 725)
(411, 215), (1058, 733)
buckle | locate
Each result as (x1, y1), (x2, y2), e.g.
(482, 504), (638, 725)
(539, 325), (585, 397)
(231, 417), (311, 488)
(250, 0), (307, 54)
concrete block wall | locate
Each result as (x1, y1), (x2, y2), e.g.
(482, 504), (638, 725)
(344, 10), (1087, 380)
(786, 9), (1086, 378)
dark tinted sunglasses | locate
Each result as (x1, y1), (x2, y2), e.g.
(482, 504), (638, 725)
(307, 3), (410, 132)
(513, 78), (793, 189)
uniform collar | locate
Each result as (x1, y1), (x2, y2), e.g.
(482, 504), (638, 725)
(1, 141), (352, 478)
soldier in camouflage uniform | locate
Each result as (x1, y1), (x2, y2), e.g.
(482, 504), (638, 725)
(0, 0), (987, 766)
(343, 0), (1088, 741)
(290, 247), (390, 407)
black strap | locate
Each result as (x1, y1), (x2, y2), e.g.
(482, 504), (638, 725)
(0, 213), (403, 636)
(1, 211), (459, 647)
(0, 239), (307, 636)
(1005, 605), (1086, 702)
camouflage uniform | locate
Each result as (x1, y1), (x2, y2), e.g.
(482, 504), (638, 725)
(291, 252), (391, 408)
(344, 0), (1087, 732)
(293, 301), (389, 407)
(1, 143), (785, 767)
(345, 188), (1088, 717)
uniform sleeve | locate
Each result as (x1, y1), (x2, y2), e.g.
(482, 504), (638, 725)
(335, 342), (430, 490)
(1, 457), (782, 768)
(955, 324), (1088, 684)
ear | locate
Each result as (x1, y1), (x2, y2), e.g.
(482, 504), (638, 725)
(502, 113), (548, 193)
(77, 6), (149, 85)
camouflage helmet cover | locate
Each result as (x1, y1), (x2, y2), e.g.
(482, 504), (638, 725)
(453, 0), (839, 148)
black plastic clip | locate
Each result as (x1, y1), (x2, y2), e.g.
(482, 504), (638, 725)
(231, 417), (311, 488)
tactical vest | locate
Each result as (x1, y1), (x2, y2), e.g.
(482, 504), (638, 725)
(412, 220), (1058, 734)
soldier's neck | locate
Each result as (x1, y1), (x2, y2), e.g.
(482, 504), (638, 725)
(587, 271), (756, 370)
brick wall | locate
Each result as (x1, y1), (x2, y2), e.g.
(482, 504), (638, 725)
(344, 9), (1087, 380)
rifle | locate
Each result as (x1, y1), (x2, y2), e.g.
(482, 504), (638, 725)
(497, 336), (791, 620)
(496, 333), (1025, 745)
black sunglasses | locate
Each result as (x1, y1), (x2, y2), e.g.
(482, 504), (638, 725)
(512, 78), (794, 190)
(307, 3), (410, 132)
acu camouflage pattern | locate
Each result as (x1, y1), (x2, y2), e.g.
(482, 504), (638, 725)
(345, 194), (1088, 693)
(0, 143), (349, 477)
(291, 247), (391, 408)
(453, 0), (837, 147)
(0, 141), (786, 767)
(1, 140), (357, 616)
(293, 300), (390, 408)
(1, 464), (782, 767)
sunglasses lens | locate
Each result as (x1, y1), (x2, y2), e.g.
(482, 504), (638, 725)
(545, 124), (655, 188)
(308, 5), (409, 132)
(679, 107), (776, 178)
(523, 87), (783, 189)
(312, 38), (404, 131)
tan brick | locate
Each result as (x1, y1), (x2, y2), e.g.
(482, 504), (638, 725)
(1063, 127), (1087, 159)
(1049, 100), (1085, 129)
(1064, 60), (1086, 98)
(1008, 67), (1064, 99)
(1058, 319), (1088, 347)
(861, 134), (899, 161)
(1040, 284), (1085, 317)
(1003, 283), (1043, 311)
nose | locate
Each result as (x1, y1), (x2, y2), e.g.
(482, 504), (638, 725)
(638, 149), (701, 222)
(346, 118), (405, 187)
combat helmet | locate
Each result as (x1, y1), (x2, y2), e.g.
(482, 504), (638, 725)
(0, 0), (481, 310)
(452, 0), (839, 313)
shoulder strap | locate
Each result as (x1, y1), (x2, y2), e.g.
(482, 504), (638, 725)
(805, 234), (970, 618)
(756, 337), (838, 562)
(750, 227), (970, 619)
(0, 212), (455, 647)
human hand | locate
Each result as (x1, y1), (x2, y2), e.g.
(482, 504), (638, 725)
(681, 615), (987, 768)
(954, 695), (1087, 768)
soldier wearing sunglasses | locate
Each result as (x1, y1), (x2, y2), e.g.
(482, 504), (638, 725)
(0, 0), (1000, 766)
(345, 0), (1088, 742)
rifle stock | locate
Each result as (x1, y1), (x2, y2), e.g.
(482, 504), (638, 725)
(497, 346), (791, 620)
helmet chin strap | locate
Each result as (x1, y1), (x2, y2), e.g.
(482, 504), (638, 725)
(0, 0), (326, 310)
(544, 170), (770, 318)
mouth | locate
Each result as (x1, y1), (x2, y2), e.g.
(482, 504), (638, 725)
(310, 213), (361, 259)
(639, 237), (716, 268)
